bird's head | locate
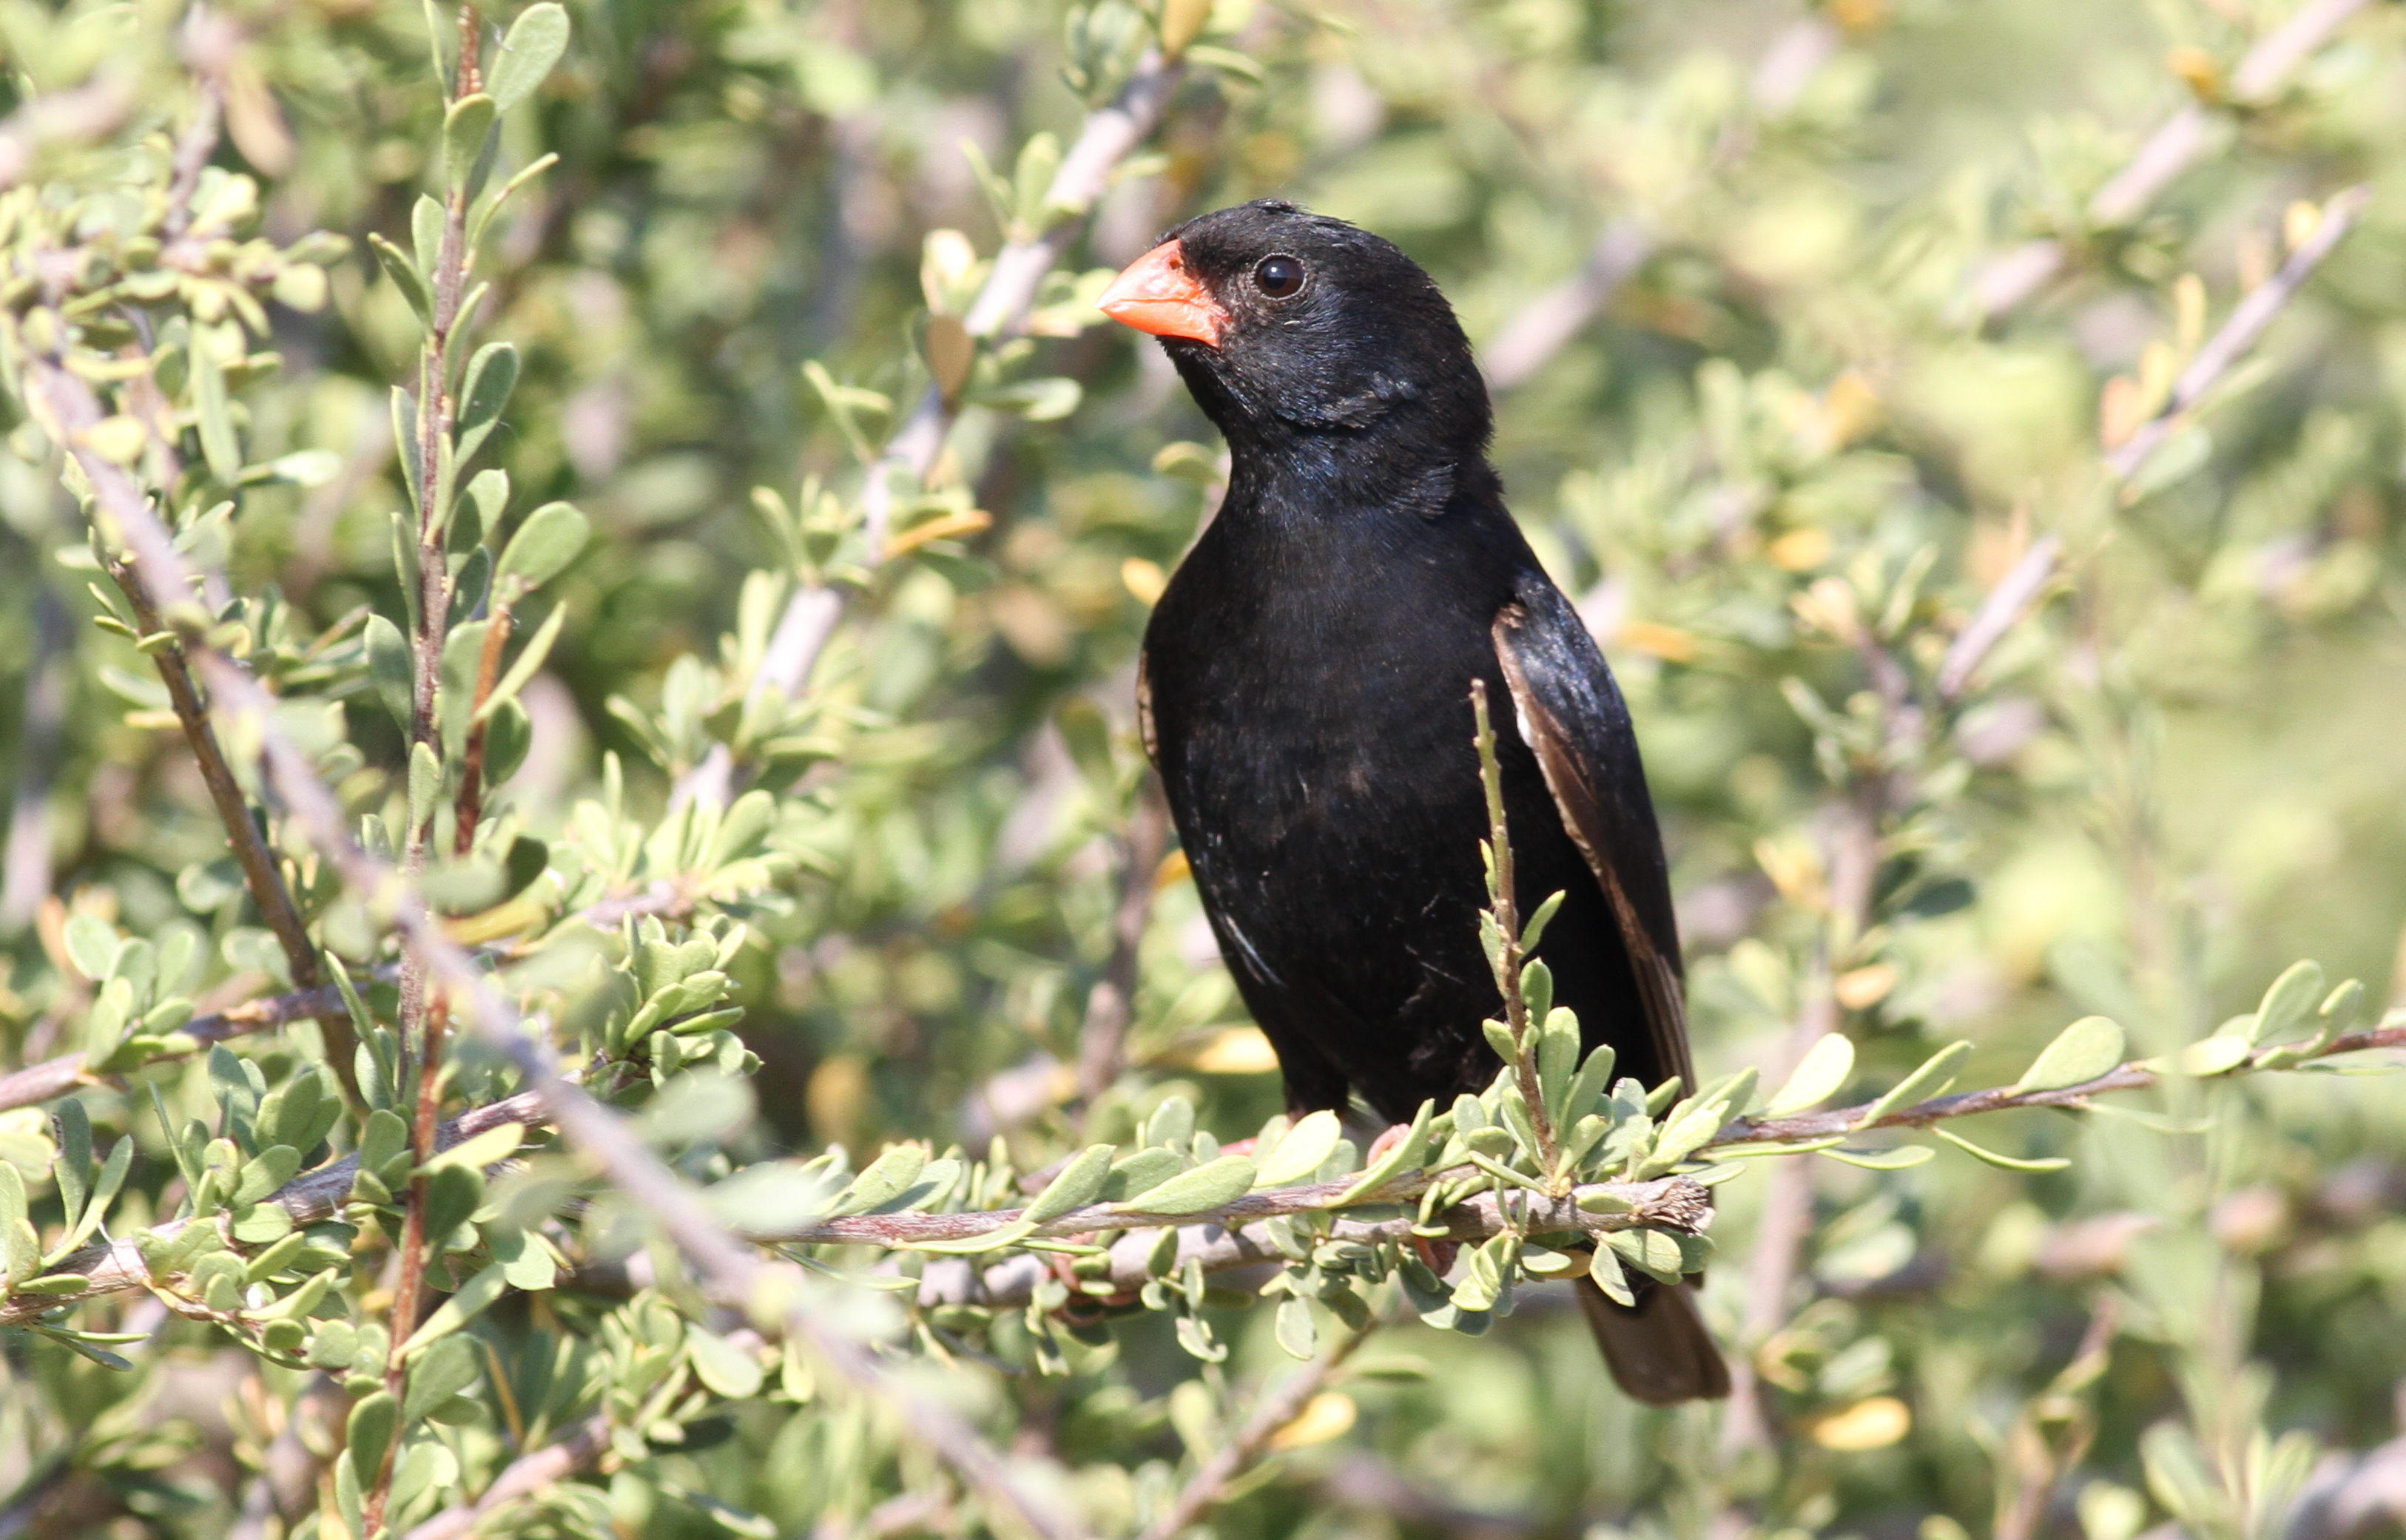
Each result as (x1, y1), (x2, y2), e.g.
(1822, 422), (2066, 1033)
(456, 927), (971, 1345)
(1099, 200), (1492, 468)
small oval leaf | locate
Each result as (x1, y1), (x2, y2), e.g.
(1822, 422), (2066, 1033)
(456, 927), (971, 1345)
(1024, 1144), (1116, 1223)
(496, 501), (588, 593)
(1766, 1033), (1856, 1117)
(1254, 1110), (1344, 1189)
(487, 2), (571, 112)
(2014, 1015), (2126, 1093)
(1113, 1155), (1258, 1217)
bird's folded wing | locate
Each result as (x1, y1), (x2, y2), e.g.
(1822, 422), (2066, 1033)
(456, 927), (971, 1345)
(1492, 585), (1695, 1095)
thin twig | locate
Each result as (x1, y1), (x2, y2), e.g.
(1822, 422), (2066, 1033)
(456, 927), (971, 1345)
(1938, 533), (2063, 702)
(0, 982), (346, 1115)
(371, 15), (488, 1526)
(108, 563), (334, 1008)
(1076, 786), (1170, 1108)
(1481, 221), (1652, 392)
(1972, 0), (2370, 320)
(1470, 681), (1559, 1173)
(0, 1087), (547, 1327)
(1137, 1327), (1371, 1540)
(454, 602), (515, 855)
(398, 1408), (610, 1540)
(778, 1171), (1711, 1252)
(2104, 185), (2368, 485)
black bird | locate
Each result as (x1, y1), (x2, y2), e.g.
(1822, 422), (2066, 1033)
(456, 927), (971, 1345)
(1098, 200), (1728, 1405)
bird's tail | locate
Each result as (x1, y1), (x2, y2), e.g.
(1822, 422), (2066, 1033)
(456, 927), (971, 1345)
(1577, 1275), (1730, 1405)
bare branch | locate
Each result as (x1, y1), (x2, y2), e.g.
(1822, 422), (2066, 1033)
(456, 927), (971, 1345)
(2105, 185), (2368, 485)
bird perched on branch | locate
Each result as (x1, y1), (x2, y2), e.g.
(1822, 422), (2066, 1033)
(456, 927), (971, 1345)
(1099, 199), (1728, 1405)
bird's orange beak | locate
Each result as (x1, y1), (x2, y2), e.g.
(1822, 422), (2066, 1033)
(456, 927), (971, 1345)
(1098, 239), (1227, 346)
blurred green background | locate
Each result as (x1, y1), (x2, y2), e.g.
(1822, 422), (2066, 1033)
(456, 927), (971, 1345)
(4, 0), (2406, 1535)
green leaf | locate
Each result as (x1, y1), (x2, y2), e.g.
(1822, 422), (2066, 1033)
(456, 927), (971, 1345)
(421, 1163), (483, 1244)
(232, 1145), (302, 1206)
(419, 1122), (523, 1178)
(1766, 1033), (1856, 1117)
(1338, 1099), (1435, 1202)
(488, 2), (571, 112)
(1604, 1227), (1685, 1283)
(1273, 1296), (1318, 1361)
(368, 233), (432, 324)
(1101, 1147), (1183, 1201)
(1113, 1155), (1258, 1216)
(402, 1334), (481, 1423)
(687, 1326), (765, 1398)
(441, 92), (496, 193)
(496, 501), (588, 593)
(365, 615), (414, 732)
(1254, 1110), (1343, 1188)
(1025, 1144), (1116, 1223)
(408, 740), (443, 832)
(358, 1107), (410, 1184)
(51, 1107), (92, 1227)
(63, 913), (119, 981)
(2251, 959), (2325, 1044)
(346, 1391), (398, 1479)
(411, 195), (444, 287)
(1822, 1144), (1935, 1170)
(191, 332), (240, 482)
(1852, 1041), (1972, 1129)
(1933, 1127), (2070, 1172)
(832, 1143), (927, 1217)
(2172, 1034), (2251, 1075)
(399, 1261), (510, 1357)
(2014, 1015), (2126, 1093)
(455, 343), (519, 466)
(911, 1219), (1036, 1254)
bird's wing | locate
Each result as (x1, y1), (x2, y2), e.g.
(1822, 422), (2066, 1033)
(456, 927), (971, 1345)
(1492, 582), (1695, 1095)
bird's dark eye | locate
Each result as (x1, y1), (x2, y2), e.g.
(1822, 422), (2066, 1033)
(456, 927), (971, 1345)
(1253, 254), (1305, 299)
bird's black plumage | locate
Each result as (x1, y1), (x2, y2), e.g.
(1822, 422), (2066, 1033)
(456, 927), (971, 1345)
(1113, 200), (1727, 1403)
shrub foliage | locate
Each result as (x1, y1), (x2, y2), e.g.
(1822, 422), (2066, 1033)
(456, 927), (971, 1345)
(0, 1), (2402, 1538)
